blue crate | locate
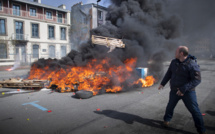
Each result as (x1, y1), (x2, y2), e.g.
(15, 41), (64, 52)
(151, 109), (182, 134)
(136, 67), (148, 78)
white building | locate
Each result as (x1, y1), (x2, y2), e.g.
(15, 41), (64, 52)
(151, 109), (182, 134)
(0, 0), (71, 66)
(71, 2), (107, 49)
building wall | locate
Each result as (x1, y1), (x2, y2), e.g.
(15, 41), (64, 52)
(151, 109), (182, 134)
(0, 0), (71, 66)
(91, 4), (107, 29)
(70, 3), (107, 49)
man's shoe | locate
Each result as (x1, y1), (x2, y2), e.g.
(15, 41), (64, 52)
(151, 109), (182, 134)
(162, 121), (170, 128)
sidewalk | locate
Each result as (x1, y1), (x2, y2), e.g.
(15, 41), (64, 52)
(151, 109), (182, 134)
(0, 65), (31, 71)
(0, 65), (31, 81)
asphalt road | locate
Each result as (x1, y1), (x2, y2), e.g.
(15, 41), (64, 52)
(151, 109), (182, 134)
(0, 59), (214, 134)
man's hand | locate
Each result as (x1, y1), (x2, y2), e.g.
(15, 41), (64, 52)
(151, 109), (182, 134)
(176, 88), (184, 96)
(158, 85), (164, 90)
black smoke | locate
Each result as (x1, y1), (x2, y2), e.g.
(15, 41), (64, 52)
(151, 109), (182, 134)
(91, 0), (183, 79)
(165, 0), (215, 58)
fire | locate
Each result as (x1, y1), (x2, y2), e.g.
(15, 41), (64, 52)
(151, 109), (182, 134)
(6, 68), (13, 71)
(133, 76), (155, 87)
(106, 86), (122, 93)
(28, 57), (155, 95)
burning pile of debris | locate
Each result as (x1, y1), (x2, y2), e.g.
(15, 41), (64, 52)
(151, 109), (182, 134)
(27, 57), (155, 95)
(0, 35), (155, 99)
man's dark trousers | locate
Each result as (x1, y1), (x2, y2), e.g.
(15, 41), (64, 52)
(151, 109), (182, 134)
(164, 89), (206, 133)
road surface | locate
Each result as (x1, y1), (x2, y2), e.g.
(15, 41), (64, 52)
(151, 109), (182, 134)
(0, 59), (214, 134)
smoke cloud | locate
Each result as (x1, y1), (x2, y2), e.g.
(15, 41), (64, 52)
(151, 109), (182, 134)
(90, 0), (183, 78)
(165, 0), (215, 58)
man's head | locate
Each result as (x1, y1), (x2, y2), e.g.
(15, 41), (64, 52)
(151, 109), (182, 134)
(175, 46), (189, 60)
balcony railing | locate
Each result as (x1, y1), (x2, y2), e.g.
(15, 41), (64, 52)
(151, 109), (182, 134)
(0, 7), (68, 24)
(11, 33), (29, 41)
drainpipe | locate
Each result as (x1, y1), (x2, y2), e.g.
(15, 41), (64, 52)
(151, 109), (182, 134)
(97, 0), (101, 27)
(43, 8), (44, 20)
(26, 4), (28, 17)
(8, 0), (9, 14)
(56, 10), (58, 23)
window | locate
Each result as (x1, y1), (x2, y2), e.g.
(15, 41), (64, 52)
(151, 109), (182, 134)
(49, 45), (55, 58)
(33, 44), (39, 58)
(58, 13), (63, 23)
(60, 27), (66, 40)
(48, 26), (54, 39)
(0, 19), (6, 35)
(61, 46), (66, 57)
(32, 23), (39, 38)
(82, 16), (87, 24)
(0, 1), (2, 11)
(98, 10), (103, 20)
(0, 43), (7, 59)
(15, 21), (23, 40)
(46, 11), (52, 19)
(30, 8), (36, 16)
(13, 4), (20, 16)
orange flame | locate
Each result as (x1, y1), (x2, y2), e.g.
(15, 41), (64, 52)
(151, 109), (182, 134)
(6, 68), (13, 71)
(133, 76), (155, 87)
(28, 57), (155, 95)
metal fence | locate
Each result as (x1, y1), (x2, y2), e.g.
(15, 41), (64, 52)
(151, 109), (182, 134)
(11, 34), (29, 41)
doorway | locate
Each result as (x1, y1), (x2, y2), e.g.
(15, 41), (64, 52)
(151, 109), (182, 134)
(15, 44), (27, 65)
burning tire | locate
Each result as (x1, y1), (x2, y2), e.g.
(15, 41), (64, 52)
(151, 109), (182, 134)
(75, 90), (93, 99)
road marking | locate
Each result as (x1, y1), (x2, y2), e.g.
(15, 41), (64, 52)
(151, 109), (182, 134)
(22, 101), (48, 111)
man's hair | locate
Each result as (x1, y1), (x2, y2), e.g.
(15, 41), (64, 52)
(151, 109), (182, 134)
(179, 47), (189, 56)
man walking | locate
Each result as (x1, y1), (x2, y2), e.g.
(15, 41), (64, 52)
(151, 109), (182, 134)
(158, 46), (206, 134)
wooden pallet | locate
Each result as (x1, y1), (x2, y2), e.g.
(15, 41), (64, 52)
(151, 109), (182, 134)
(91, 35), (125, 52)
(0, 78), (48, 89)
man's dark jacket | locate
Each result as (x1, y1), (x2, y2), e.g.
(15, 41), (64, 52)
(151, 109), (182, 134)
(160, 55), (201, 94)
